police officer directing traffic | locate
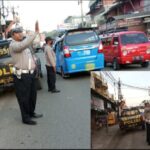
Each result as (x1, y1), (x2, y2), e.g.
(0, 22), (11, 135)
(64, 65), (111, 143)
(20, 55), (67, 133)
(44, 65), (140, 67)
(9, 21), (43, 125)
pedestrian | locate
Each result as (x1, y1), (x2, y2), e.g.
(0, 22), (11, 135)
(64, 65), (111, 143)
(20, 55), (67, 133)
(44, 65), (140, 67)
(144, 102), (150, 145)
(44, 36), (60, 93)
(9, 21), (43, 125)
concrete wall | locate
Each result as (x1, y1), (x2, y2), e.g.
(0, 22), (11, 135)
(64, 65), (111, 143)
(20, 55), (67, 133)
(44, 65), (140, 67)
(128, 24), (146, 32)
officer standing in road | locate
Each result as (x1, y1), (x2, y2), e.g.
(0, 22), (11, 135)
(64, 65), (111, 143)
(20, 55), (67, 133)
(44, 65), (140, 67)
(144, 102), (150, 145)
(9, 21), (43, 125)
(44, 37), (60, 93)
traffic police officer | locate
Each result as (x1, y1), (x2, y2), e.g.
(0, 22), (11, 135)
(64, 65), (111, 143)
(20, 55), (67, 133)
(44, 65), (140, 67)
(44, 37), (60, 93)
(9, 21), (43, 125)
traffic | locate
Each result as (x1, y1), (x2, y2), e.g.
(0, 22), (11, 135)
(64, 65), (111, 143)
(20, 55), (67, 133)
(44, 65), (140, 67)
(54, 28), (104, 78)
(52, 28), (150, 75)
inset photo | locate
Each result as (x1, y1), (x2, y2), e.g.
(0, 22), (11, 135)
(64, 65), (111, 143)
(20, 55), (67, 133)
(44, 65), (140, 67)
(91, 71), (150, 149)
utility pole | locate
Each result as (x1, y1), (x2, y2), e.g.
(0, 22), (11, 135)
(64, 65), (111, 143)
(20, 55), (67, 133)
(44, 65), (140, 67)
(1, 0), (6, 39)
(78, 0), (84, 27)
(148, 87), (150, 104)
(118, 78), (123, 102)
(148, 87), (150, 96)
(117, 78), (123, 118)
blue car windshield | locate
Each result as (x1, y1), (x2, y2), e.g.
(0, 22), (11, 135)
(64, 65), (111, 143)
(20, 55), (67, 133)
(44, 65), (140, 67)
(65, 31), (99, 46)
(121, 33), (148, 45)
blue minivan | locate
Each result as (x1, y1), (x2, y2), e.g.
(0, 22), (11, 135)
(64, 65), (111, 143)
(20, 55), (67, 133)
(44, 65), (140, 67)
(54, 28), (104, 78)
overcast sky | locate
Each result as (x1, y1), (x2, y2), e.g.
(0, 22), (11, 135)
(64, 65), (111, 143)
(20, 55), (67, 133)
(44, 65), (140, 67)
(95, 71), (150, 107)
(110, 72), (150, 107)
(5, 0), (89, 32)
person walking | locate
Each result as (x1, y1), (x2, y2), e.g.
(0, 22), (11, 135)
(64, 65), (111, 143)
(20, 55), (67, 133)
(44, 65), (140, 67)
(44, 36), (60, 93)
(9, 21), (43, 125)
(144, 102), (150, 145)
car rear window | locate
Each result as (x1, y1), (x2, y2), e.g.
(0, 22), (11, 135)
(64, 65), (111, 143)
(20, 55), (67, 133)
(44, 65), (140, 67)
(122, 109), (140, 116)
(121, 33), (148, 45)
(65, 30), (99, 46)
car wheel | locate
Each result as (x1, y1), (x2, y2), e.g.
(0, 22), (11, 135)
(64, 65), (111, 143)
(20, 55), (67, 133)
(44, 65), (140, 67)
(113, 59), (120, 70)
(141, 62), (149, 68)
(61, 67), (69, 79)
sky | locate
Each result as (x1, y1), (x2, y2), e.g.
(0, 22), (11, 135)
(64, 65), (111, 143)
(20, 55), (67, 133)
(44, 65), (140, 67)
(95, 71), (150, 107)
(4, 0), (90, 32)
(108, 72), (150, 107)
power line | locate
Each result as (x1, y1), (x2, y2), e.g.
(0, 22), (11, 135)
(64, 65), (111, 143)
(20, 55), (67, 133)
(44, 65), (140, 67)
(104, 71), (149, 91)
(122, 83), (149, 91)
(102, 71), (115, 86)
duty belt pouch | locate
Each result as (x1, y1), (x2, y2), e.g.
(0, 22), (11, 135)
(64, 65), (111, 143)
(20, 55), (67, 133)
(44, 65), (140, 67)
(16, 69), (22, 79)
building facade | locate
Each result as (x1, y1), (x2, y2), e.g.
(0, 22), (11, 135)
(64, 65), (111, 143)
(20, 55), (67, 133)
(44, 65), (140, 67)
(91, 72), (117, 130)
(87, 0), (150, 37)
(87, 0), (117, 24)
(63, 15), (91, 28)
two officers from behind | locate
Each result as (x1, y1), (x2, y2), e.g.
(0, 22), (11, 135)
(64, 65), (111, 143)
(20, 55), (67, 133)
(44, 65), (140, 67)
(9, 21), (43, 125)
(44, 37), (60, 93)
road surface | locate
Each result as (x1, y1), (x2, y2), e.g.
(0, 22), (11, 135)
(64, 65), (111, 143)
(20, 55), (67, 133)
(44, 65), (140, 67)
(0, 52), (91, 149)
(92, 124), (150, 149)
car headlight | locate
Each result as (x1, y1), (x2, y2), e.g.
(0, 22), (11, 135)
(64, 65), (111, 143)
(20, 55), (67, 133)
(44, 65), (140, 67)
(147, 49), (150, 54)
(122, 50), (128, 56)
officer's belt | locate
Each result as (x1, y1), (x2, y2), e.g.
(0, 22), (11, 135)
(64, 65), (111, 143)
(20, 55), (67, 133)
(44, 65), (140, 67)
(14, 68), (34, 74)
(21, 70), (34, 74)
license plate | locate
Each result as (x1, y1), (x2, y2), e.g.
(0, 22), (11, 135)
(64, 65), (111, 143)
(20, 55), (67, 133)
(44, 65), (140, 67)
(134, 56), (141, 60)
(84, 50), (91, 55)
(77, 50), (90, 56)
(85, 63), (95, 71)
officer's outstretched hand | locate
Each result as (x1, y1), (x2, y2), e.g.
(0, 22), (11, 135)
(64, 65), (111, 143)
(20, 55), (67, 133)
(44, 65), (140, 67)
(35, 21), (39, 33)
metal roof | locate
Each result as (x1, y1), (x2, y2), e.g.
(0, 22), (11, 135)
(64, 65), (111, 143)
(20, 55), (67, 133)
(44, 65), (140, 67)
(101, 31), (145, 38)
(112, 11), (150, 20)
(66, 27), (96, 33)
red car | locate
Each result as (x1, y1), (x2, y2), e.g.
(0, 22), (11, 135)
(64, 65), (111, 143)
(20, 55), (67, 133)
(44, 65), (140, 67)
(101, 31), (150, 70)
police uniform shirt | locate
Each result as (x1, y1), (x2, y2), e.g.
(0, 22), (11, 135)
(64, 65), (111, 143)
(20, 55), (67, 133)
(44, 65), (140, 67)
(9, 33), (37, 70)
(44, 45), (56, 67)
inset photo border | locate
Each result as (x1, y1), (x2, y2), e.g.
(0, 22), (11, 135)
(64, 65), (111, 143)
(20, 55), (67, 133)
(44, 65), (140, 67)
(91, 71), (150, 149)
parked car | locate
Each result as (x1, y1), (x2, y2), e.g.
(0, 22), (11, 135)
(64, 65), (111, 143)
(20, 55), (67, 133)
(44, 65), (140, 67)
(119, 108), (145, 131)
(101, 31), (150, 70)
(54, 28), (104, 78)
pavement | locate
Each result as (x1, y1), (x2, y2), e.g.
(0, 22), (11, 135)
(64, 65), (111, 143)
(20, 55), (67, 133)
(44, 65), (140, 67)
(92, 124), (150, 149)
(0, 52), (91, 149)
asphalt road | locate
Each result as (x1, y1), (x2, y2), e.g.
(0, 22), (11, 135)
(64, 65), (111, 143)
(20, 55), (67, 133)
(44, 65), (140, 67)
(92, 124), (150, 149)
(0, 52), (91, 149)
